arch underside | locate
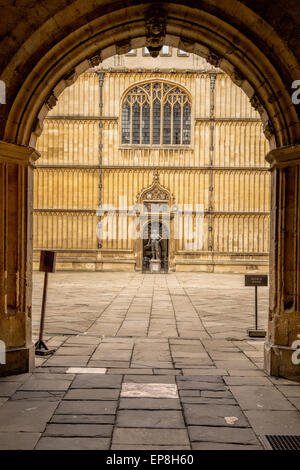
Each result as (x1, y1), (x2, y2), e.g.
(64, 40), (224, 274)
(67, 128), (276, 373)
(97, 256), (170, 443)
(1, 2), (299, 150)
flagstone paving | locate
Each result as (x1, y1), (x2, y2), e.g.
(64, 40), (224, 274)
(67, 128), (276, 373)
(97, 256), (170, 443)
(0, 272), (299, 450)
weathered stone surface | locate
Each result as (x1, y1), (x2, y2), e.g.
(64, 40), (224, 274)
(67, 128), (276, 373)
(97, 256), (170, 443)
(50, 414), (115, 424)
(182, 369), (228, 376)
(224, 376), (271, 386)
(121, 383), (178, 398)
(191, 442), (261, 450)
(180, 396), (237, 405)
(56, 401), (117, 415)
(0, 400), (59, 432)
(70, 374), (122, 389)
(119, 398), (181, 410)
(43, 356), (89, 367)
(124, 375), (175, 383)
(64, 388), (120, 400)
(276, 385), (300, 398)
(11, 391), (65, 401)
(0, 433), (41, 450)
(66, 367), (106, 374)
(183, 404), (249, 427)
(20, 376), (72, 391)
(107, 368), (154, 375)
(188, 426), (259, 445)
(244, 410), (300, 434)
(0, 382), (20, 397)
(177, 381), (227, 391)
(201, 391), (233, 398)
(117, 410), (185, 428)
(44, 423), (113, 437)
(177, 375), (223, 383)
(229, 386), (295, 410)
(112, 428), (189, 445)
(36, 437), (110, 450)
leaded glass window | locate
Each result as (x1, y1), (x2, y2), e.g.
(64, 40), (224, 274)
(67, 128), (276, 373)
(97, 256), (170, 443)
(121, 81), (191, 145)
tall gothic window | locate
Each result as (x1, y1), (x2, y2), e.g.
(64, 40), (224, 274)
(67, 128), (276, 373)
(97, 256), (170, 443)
(121, 81), (191, 145)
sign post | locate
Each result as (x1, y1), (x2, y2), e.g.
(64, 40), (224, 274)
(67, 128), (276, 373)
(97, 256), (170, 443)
(245, 274), (268, 338)
(35, 250), (56, 356)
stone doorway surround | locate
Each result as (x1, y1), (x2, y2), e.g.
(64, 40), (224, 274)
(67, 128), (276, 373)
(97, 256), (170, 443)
(0, 1), (299, 381)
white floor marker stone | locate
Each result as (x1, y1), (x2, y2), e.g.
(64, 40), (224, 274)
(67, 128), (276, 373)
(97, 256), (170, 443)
(66, 367), (107, 374)
(121, 383), (178, 398)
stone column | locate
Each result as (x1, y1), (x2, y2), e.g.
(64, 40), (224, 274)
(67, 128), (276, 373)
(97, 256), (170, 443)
(0, 140), (40, 376)
(264, 145), (300, 381)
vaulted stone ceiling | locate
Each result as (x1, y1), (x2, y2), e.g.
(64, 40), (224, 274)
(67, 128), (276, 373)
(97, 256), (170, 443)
(0, 1), (299, 147)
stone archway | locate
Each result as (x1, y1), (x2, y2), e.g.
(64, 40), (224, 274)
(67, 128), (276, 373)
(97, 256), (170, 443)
(0, 1), (299, 379)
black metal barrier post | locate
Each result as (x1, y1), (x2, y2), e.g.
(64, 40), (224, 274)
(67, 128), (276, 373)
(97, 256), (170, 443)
(35, 250), (56, 356)
(245, 274), (268, 338)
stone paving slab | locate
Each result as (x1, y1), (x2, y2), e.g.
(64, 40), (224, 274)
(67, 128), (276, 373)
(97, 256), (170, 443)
(0, 382), (21, 396)
(244, 410), (300, 435)
(43, 356), (90, 367)
(191, 442), (262, 450)
(119, 398), (182, 410)
(223, 376), (272, 386)
(0, 373), (32, 383)
(50, 414), (115, 424)
(44, 423), (113, 437)
(276, 385), (300, 397)
(182, 369), (229, 375)
(183, 404), (249, 427)
(36, 437), (110, 450)
(229, 385), (296, 410)
(0, 400), (60, 432)
(64, 389), (120, 400)
(56, 401), (117, 415)
(121, 383), (178, 398)
(19, 377), (72, 391)
(180, 396), (237, 405)
(70, 374), (122, 389)
(55, 347), (96, 356)
(177, 381), (227, 391)
(117, 410), (185, 428)
(112, 428), (190, 446)
(107, 368), (154, 375)
(124, 375), (176, 383)
(288, 398), (300, 410)
(188, 426), (260, 445)
(11, 391), (65, 401)
(0, 432), (41, 450)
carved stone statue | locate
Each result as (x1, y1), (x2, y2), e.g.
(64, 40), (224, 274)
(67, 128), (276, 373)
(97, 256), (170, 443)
(146, 232), (162, 260)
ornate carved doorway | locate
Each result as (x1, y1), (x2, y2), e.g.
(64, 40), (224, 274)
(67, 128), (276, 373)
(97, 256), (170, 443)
(135, 170), (175, 273)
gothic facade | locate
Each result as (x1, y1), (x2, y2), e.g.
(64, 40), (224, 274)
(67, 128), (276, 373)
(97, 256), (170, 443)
(33, 48), (270, 273)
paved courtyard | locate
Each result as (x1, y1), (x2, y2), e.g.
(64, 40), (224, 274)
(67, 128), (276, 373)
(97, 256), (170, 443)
(0, 272), (299, 450)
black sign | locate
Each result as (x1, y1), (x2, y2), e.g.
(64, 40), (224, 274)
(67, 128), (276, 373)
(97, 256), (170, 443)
(245, 274), (268, 287)
(39, 250), (56, 273)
